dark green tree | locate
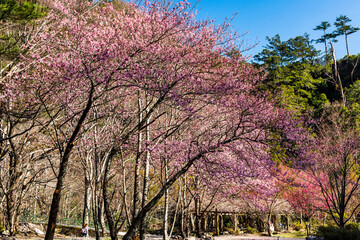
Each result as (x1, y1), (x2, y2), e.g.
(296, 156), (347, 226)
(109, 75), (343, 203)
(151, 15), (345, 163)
(254, 34), (327, 115)
(0, 0), (46, 78)
(332, 15), (359, 57)
(314, 21), (334, 61)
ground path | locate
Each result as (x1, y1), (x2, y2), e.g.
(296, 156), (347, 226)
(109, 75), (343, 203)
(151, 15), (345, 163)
(144, 234), (304, 240)
(0, 233), (304, 240)
(213, 235), (304, 240)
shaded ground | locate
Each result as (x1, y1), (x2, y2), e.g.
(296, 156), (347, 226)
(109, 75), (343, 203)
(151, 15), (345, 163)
(1, 232), (305, 240)
(214, 235), (304, 240)
(0, 234), (306, 240)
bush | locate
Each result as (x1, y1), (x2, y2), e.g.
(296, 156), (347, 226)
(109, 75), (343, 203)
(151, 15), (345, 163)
(345, 222), (360, 231)
(0, 217), (4, 233)
(317, 225), (360, 240)
(293, 221), (305, 231)
(245, 226), (258, 234)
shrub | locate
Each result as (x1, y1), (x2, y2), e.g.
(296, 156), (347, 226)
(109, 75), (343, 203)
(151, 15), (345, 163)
(293, 221), (305, 231)
(345, 222), (360, 231)
(245, 226), (258, 234)
(316, 225), (360, 240)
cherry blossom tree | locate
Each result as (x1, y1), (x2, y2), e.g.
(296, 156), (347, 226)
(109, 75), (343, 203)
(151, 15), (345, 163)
(284, 170), (326, 236)
(2, 1), (315, 240)
(310, 114), (360, 228)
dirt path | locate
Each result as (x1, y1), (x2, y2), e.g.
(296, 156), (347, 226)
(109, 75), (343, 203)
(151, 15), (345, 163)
(144, 234), (304, 240)
(0, 234), (305, 240)
(213, 235), (304, 240)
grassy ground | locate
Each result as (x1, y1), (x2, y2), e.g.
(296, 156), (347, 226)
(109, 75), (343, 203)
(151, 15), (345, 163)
(273, 230), (307, 238)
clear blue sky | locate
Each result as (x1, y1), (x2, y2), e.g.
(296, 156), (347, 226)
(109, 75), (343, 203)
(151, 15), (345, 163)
(190, 0), (360, 60)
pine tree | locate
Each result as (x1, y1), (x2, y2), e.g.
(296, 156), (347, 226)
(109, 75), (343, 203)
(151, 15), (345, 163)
(332, 15), (359, 57)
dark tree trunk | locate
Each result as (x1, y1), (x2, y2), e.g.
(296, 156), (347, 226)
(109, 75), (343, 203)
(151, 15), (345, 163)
(103, 150), (118, 240)
(122, 151), (205, 240)
(44, 86), (94, 240)
(82, 175), (91, 226)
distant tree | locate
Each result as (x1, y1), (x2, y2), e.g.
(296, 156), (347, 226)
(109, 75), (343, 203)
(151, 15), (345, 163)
(332, 15), (359, 58)
(345, 79), (360, 128)
(313, 21), (333, 61)
(254, 34), (289, 73)
(254, 34), (327, 115)
(0, 0), (47, 79)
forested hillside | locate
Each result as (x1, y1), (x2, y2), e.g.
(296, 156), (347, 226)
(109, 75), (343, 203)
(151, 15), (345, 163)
(0, 1), (360, 240)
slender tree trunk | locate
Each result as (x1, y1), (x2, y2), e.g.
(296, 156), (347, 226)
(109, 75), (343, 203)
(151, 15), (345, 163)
(133, 93), (143, 221)
(103, 150), (118, 240)
(215, 209), (219, 236)
(44, 86), (94, 240)
(330, 42), (346, 106)
(140, 108), (151, 240)
(34, 185), (38, 217)
(179, 177), (188, 238)
(99, 200), (106, 236)
(83, 175), (91, 226)
(121, 154), (131, 227)
(92, 193), (100, 240)
(345, 33), (350, 57)
(195, 196), (201, 237)
(169, 189), (181, 237)
(122, 151), (205, 240)
(6, 136), (20, 236)
(324, 29), (328, 60)
(163, 163), (169, 240)
(267, 213), (272, 237)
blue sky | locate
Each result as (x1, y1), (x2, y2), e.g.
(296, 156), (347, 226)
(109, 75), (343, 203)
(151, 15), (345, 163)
(190, 0), (360, 60)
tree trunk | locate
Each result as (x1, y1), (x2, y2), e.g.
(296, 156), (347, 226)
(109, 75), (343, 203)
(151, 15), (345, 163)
(92, 193), (101, 240)
(140, 110), (151, 240)
(82, 175), (91, 226)
(179, 177), (188, 238)
(267, 214), (272, 237)
(195, 197), (201, 237)
(44, 86), (94, 240)
(103, 150), (118, 240)
(215, 209), (219, 236)
(163, 163), (169, 240)
(345, 33), (350, 57)
(99, 200), (106, 236)
(133, 93), (143, 221)
(122, 151), (205, 240)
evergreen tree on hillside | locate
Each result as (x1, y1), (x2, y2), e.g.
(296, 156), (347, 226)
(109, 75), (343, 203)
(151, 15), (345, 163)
(314, 21), (335, 62)
(332, 15), (359, 58)
(254, 34), (327, 115)
(0, 0), (46, 78)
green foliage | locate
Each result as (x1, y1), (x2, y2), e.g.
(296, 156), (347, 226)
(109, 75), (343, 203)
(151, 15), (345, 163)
(0, 221), (4, 233)
(293, 221), (305, 231)
(0, 0), (47, 72)
(254, 33), (328, 115)
(245, 226), (259, 234)
(346, 80), (360, 128)
(345, 222), (360, 231)
(317, 225), (360, 240)
(0, 0), (46, 21)
(333, 15), (359, 38)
